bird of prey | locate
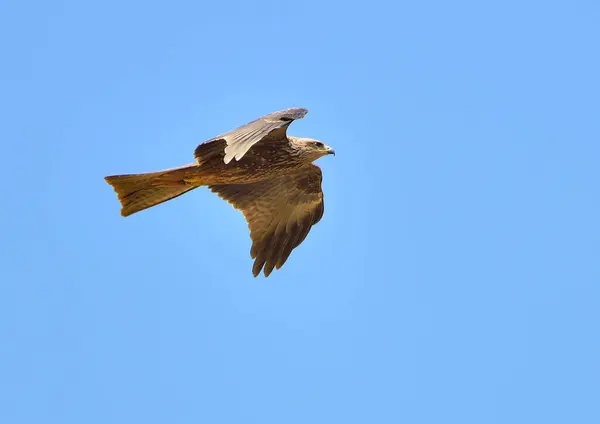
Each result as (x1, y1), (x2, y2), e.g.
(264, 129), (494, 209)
(105, 107), (335, 277)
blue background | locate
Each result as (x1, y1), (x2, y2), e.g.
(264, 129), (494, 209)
(2, 1), (599, 423)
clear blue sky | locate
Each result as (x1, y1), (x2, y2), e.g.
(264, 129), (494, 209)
(1, 1), (599, 423)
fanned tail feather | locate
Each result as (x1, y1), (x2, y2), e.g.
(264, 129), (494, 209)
(105, 167), (197, 216)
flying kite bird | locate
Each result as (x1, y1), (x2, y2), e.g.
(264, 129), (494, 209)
(105, 107), (335, 277)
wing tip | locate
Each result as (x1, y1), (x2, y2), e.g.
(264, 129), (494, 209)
(272, 107), (308, 121)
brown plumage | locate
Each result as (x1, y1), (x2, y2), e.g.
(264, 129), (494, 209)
(104, 107), (335, 277)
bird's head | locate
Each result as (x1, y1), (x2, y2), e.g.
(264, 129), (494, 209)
(290, 137), (335, 162)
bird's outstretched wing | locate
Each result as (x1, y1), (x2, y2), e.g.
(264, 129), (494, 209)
(209, 164), (324, 277)
(195, 107), (307, 164)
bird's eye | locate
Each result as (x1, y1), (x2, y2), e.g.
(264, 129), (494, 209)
(313, 141), (324, 148)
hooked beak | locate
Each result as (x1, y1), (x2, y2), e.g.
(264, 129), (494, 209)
(327, 147), (336, 156)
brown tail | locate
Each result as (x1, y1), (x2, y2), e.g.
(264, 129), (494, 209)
(105, 165), (198, 216)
